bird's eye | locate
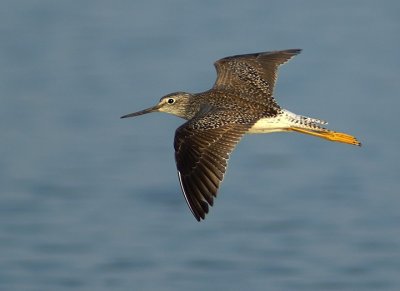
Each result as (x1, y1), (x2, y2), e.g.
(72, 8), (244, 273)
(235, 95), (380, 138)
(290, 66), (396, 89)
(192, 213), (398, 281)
(167, 98), (175, 104)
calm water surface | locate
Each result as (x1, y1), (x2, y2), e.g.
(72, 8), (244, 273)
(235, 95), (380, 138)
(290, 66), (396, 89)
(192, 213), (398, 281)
(1, 1), (399, 290)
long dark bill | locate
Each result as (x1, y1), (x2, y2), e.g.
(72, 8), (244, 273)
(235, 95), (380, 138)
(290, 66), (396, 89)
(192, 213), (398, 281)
(120, 105), (160, 119)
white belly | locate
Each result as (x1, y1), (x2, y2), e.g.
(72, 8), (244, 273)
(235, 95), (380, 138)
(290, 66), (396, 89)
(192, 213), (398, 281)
(247, 109), (327, 134)
(248, 116), (292, 134)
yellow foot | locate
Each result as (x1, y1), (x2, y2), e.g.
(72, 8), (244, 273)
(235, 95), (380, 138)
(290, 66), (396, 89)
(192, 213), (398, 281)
(290, 127), (361, 146)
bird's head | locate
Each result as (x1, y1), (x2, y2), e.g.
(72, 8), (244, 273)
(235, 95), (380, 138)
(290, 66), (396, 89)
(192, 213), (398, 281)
(121, 92), (194, 120)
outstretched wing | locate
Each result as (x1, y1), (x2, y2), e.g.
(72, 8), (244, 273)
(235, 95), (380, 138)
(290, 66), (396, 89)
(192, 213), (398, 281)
(213, 49), (301, 108)
(174, 109), (252, 221)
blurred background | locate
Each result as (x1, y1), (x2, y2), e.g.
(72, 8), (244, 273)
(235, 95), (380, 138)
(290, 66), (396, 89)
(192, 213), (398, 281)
(1, 0), (399, 290)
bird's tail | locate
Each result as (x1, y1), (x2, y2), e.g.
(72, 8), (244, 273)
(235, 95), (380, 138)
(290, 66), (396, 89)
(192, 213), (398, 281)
(283, 110), (361, 146)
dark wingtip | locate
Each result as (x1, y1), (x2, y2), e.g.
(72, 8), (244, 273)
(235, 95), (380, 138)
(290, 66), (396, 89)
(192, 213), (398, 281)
(286, 48), (302, 55)
(193, 201), (209, 222)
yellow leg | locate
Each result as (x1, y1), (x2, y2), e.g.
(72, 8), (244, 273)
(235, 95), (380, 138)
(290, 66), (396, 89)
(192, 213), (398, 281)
(290, 127), (361, 146)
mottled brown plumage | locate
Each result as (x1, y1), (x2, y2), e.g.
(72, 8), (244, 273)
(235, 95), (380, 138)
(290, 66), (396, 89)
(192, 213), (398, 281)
(121, 49), (360, 221)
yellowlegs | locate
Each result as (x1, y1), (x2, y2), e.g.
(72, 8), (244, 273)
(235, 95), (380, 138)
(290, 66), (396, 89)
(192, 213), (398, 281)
(121, 49), (361, 221)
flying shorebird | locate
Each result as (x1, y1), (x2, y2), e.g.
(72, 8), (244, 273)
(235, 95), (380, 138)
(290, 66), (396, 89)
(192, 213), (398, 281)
(121, 49), (361, 221)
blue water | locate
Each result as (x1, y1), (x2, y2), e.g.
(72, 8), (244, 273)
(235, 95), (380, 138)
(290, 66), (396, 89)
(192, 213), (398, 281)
(1, 1), (399, 290)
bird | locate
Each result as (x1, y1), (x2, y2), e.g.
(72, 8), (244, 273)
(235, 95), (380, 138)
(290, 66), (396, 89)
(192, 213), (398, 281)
(121, 49), (361, 221)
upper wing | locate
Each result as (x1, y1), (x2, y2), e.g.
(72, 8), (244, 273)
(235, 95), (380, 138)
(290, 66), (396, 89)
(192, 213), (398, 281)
(174, 109), (251, 221)
(213, 49), (301, 106)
